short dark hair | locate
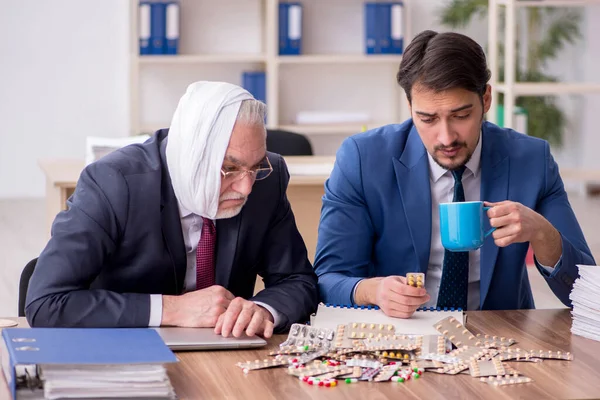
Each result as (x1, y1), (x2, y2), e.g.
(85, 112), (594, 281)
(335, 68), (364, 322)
(397, 30), (491, 104)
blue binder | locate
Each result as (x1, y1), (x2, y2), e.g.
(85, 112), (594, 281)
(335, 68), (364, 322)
(139, 1), (152, 55)
(365, 3), (380, 54)
(279, 2), (302, 55)
(379, 3), (392, 54)
(1, 328), (177, 400)
(388, 2), (404, 54)
(165, 1), (180, 55)
(150, 1), (167, 54)
(242, 71), (267, 104)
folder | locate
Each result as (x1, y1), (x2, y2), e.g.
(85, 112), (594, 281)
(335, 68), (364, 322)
(379, 3), (392, 54)
(1, 328), (177, 399)
(165, 1), (180, 55)
(242, 71), (267, 104)
(365, 3), (380, 54)
(150, 1), (167, 54)
(279, 2), (302, 55)
(389, 2), (404, 54)
(138, 1), (152, 55)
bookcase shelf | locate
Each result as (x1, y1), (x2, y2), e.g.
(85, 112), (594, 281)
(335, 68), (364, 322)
(129, 0), (412, 151)
(136, 54), (268, 65)
(487, 0), (600, 126)
(276, 54), (403, 65)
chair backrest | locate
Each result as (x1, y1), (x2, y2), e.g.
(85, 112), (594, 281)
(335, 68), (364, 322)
(266, 129), (313, 156)
(19, 258), (37, 317)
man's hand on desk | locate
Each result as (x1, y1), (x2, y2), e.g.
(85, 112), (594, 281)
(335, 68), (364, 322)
(214, 297), (275, 339)
(354, 276), (430, 319)
(161, 285), (234, 327)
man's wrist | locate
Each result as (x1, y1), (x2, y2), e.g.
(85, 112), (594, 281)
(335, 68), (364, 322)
(161, 295), (179, 326)
(532, 216), (559, 246)
(354, 278), (381, 305)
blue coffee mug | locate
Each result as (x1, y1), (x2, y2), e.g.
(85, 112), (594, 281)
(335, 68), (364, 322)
(439, 201), (496, 252)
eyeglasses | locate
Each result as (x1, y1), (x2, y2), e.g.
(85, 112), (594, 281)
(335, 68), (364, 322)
(220, 156), (273, 182)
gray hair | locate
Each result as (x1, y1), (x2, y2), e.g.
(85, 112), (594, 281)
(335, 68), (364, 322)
(236, 99), (267, 127)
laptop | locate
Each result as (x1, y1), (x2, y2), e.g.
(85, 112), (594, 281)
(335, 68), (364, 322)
(154, 327), (267, 351)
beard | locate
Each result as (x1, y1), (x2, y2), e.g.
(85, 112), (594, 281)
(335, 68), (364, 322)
(214, 192), (247, 219)
(431, 140), (474, 171)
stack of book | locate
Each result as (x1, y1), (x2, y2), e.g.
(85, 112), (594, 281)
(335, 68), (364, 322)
(570, 264), (600, 342)
(1, 328), (178, 399)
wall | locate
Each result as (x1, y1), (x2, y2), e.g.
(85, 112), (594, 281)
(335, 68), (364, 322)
(0, 0), (129, 198)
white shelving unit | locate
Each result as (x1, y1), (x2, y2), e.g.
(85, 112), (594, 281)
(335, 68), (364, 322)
(487, 0), (600, 127)
(128, 0), (412, 147)
(487, 0), (600, 191)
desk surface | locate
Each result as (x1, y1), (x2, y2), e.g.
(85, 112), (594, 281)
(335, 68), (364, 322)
(1, 309), (599, 400)
(38, 156), (335, 187)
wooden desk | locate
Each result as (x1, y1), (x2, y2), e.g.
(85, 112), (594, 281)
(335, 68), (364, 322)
(38, 156), (334, 263)
(1, 310), (599, 399)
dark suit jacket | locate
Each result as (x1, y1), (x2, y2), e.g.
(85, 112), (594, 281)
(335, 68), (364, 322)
(26, 130), (318, 331)
(314, 120), (595, 309)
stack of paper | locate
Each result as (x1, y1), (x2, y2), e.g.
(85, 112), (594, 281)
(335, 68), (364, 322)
(41, 364), (176, 399)
(570, 264), (600, 342)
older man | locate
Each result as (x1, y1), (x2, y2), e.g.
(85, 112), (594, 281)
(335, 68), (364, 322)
(26, 81), (318, 337)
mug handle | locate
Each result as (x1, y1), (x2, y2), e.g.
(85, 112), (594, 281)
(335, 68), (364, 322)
(483, 206), (496, 238)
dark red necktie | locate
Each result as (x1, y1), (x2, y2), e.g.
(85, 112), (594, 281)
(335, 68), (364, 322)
(196, 217), (216, 290)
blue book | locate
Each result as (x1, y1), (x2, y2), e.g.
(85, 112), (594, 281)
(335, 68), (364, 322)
(279, 2), (302, 55)
(1, 328), (177, 400)
(138, 1), (152, 55)
(365, 3), (380, 54)
(165, 1), (180, 55)
(150, 1), (167, 54)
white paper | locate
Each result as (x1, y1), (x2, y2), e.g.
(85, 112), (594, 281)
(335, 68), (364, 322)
(569, 264), (600, 343)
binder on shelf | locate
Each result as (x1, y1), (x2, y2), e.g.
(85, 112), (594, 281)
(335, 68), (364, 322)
(138, 1), (152, 55)
(165, 1), (180, 55)
(388, 2), (404, 54)
(1, 328), (178, 400)
(279, 2), (303, 55)
(150, 1), (167, 54)
(364, 3), (380, 54)
(242, 71), (267, 104)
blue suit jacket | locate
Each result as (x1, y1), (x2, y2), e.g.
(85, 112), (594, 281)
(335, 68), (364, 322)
(314, 120), (595, 310)
(26, 130), (318, 330)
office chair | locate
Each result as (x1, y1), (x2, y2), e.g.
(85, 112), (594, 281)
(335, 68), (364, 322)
(19, 258), (37, 317)
(266, 129), (313, 156)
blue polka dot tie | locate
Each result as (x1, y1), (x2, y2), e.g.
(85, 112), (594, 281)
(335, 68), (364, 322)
(437, 166), (469, 310)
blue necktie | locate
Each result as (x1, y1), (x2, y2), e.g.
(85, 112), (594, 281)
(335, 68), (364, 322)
(437, 166), (469, 310)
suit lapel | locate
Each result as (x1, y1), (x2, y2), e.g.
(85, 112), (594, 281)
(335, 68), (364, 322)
(159, 135), (187, 294)
(479, 123), (509, 307)
(215, 214), (242, 287)
(393, 125), (431, 274)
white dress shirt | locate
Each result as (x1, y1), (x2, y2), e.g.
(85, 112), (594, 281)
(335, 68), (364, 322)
(422, 136), (484, 310)
(148, 205), (281, 327)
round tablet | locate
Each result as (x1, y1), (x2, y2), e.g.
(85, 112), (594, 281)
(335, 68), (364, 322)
(0, 319), (18, 328)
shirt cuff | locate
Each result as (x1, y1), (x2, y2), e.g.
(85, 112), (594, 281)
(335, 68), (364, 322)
(253, 301), (282, 329)
(351, 279), (364, 305)
(149, 294), (163, 327)
(535, 254), (563, 274)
